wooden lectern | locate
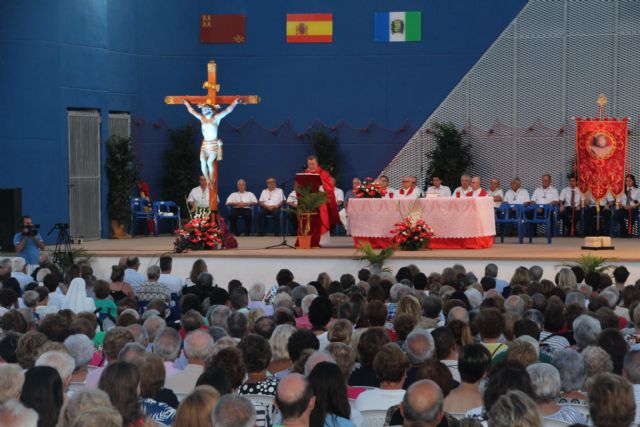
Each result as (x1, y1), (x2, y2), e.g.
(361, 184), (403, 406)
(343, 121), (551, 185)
(295, 173), (323, 248)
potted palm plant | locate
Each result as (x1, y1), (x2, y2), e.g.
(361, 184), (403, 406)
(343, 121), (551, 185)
(293, 185), (328, 249)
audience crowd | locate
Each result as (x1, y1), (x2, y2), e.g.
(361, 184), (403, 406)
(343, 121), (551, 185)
(1, 253), (640, 427)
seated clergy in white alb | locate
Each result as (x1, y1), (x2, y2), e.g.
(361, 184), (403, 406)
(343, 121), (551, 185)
(225, 179), (258, 236)
(468, 176), (489, 197)
(378, 175), (396, 198)
(257, 177), (285, 236)
(396, 176), (420, 199)
(453, 175), (473, 198)
(187, 176), (209, 213)
(426, 176), (452, 197)
(503, 178), (530, 205)
(487, 178), (504, 208)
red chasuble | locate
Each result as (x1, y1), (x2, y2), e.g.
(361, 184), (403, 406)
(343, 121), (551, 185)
(297, 166), (340, 247)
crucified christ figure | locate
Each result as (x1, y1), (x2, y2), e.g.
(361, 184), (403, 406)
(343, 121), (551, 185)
(183, 98), (242, 189)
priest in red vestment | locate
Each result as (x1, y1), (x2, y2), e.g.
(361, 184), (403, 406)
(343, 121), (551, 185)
(297, 156), (340, 248)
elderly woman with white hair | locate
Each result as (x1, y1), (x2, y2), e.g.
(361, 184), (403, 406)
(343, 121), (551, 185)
(526, 363), (587, 424)
(487, 390), (542, 427)
(64, 334), (96, 386)
(0, 364), (25, 403)
(572, 314), (601, 350)
(268, 324), (296, 378)
(295, 294), (317, 330)
(247, 282), (273, 315)
(551, 349), (588, 405)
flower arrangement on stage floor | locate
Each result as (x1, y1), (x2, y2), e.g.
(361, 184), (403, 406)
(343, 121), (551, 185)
(391, 211), (434, 251)
(174, 207), (237, 252)
(355, 178), (387, 198)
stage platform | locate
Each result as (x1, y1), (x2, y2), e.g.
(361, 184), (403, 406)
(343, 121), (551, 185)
(44, 236), (640, 289)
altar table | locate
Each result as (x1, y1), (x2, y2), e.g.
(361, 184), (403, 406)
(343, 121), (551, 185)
(347, 197), (496, 249)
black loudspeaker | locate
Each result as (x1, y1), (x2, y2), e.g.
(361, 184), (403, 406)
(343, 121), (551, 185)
(0, 188), (22, 252)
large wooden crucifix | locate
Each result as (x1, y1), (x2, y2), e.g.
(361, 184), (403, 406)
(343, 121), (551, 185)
(165, 60), (260, 211)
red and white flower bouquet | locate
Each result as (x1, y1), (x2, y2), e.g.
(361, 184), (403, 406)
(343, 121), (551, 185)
(391, 215), (434, 251)
(355, 178), (387, 198)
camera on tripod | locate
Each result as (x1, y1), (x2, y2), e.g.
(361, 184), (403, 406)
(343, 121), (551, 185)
(21, 224), (40, 236)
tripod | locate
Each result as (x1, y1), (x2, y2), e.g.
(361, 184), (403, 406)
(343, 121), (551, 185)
(47, 223), (73, 267)
(266, 178), (295, 249)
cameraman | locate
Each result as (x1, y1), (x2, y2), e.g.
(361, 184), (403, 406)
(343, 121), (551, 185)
(13, 215), (45, 272)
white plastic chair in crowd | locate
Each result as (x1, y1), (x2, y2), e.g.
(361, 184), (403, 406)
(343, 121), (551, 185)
(244, 394), (275, 407)
(448, 412), (466, 420)
(542, 419), (571, 427)
(360, 409), (387, 427)
(558, 404), (590, 418)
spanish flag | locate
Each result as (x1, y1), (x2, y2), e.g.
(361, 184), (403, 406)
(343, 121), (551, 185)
(286, 14), (333, 43)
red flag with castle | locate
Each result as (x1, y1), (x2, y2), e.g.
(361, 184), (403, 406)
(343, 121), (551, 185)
(575, 95), (628, 201)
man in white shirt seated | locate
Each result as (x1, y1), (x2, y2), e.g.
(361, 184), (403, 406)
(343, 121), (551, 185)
(187, 175), (210, 213)
(488, 178), (504, 208)
(584, 191), (614, 236)
(503, 178), (530, 205)
(425, 176), (451, 198)
(615, 174), (640, 237)
(453, 175), (474, 198)
(333, 178), (344, 210)
(158, 255), (183, 295)
(340, 177), (362, 229)
(379, 175), (396, 198)
(226, 179), (258, 236)
(526, 174), (560, 235)
(355, 343), (409, 412)
(124, 256), (146, 292)
(286, 189), (298, 236)
(257, 177), (284, 236)
(396, 176), (420, 199)
(530, 174), (560, 207)
(559, 175), (583, 236)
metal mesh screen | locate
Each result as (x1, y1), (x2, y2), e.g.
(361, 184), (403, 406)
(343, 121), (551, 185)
(68, 110), (101, 239)
(382, 0), (640, 193)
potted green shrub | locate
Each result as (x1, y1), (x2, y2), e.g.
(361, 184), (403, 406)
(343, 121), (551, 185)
(292, 185), (328, 249)
(106, 135), (137, 238)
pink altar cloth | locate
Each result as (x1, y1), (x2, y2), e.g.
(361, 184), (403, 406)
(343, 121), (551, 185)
(347, 197), (496, 249)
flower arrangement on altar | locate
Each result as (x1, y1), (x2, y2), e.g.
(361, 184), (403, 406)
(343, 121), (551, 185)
(391, 210), (434, 251)
(174, 207), (231, 252)
(355, 178), (387, 198)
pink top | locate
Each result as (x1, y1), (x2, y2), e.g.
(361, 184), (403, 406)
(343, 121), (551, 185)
(295, 315), (312, 330)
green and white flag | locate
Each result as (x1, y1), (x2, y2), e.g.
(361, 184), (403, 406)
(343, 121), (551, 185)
(374, 11), (422, 42)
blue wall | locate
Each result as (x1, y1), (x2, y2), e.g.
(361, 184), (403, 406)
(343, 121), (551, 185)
(0, 0), (526, 241)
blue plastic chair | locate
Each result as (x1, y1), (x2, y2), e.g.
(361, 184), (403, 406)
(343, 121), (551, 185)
(153, 201), (181, 237)
(258, 207), (284, 235)
(130, 198), (154, 237)
(524, 204), (554, 244)
(495, 203), (525, 243)
(226, 205), (256, 235)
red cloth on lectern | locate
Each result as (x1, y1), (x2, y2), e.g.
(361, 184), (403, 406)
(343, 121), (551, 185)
(295, 166), (339, 247)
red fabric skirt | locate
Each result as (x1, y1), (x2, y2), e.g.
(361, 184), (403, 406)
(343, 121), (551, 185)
(353, 236), (494, 249)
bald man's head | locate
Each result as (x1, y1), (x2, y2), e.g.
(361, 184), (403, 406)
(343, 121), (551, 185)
(401, 380), (444, 426)
(275, 373), (314, 422)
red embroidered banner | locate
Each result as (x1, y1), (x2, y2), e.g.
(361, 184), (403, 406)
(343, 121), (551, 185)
(575, 117), (628, 201)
